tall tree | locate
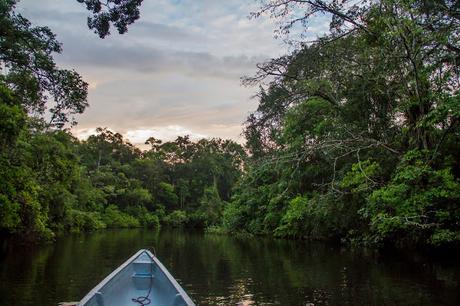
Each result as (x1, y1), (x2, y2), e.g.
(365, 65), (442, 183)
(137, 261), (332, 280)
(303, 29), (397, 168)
(0, 0), (88, 128)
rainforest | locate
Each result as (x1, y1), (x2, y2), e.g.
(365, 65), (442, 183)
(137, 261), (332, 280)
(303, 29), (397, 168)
(1, 0), (460, 251)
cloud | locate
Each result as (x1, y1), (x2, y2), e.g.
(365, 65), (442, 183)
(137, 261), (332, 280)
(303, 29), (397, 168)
(16, 0), (329, 146)
(57, 34), (264, 80)
(74, 123), (243, 151)
(73, 127), (99, 141)
(125, 126), (207, 143)
(74, 123), (246, 152)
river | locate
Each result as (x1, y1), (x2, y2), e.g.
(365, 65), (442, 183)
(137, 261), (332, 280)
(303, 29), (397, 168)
(0, 228), (459, 305)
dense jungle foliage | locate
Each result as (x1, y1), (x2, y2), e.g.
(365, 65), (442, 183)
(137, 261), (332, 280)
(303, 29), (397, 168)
(221, 0), (460, 248)
(0, 119), (244, 241)
(1, 0), (460, 249)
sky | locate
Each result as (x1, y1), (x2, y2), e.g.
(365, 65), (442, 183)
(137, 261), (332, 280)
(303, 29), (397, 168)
(16, 0), (328, 148)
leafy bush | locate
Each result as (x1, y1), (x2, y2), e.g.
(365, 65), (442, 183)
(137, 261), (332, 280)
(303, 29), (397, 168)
(0, 194), (20, 231)
(163, 210), (188, 227)
(103, 205), (140, 228)
(157, 182), (178, 209)
(274, 194), (343, 239)
(142, 213), (160, 229)
(274, 195), (311, 238)
(64, 209), (106, 233)
(363, 150), (460, 246)
(222, 201), (248, 232)
(124, 205), (160, 229)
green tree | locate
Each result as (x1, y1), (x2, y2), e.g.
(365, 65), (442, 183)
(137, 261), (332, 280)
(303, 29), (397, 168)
(198, 184), (224, 227)
(225, 0), (460, 248)
(0, 0), (88, 128)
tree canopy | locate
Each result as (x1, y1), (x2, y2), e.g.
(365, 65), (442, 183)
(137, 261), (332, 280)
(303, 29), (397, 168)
(223, 0), (460, 248)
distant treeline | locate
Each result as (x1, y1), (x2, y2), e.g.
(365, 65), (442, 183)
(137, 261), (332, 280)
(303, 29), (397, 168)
(0, 120), (245, 240)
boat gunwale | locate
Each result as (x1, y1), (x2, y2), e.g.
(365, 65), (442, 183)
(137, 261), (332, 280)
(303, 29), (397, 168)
(76, 249), (195, 306)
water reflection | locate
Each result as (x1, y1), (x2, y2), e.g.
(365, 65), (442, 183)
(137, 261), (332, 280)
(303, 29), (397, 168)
(1, 229), (459, 305)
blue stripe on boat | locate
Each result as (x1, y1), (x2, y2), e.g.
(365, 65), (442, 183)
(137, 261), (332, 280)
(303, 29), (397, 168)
(77, 249), (195, 306)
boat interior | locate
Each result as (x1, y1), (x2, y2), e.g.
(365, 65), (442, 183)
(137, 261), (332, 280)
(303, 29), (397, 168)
(79, 251), (190, 306)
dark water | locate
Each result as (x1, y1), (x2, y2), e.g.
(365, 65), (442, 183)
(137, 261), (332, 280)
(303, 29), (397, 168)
(1, 229), (459, 306)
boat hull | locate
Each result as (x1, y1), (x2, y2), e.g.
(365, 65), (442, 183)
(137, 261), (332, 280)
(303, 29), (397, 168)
(77, 249), (195, 306)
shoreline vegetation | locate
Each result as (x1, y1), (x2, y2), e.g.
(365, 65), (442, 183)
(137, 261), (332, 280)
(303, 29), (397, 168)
(1, 1), (460, 250)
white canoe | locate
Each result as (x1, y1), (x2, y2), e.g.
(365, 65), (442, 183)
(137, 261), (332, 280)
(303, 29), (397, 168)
(77, 249), (195, 306)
